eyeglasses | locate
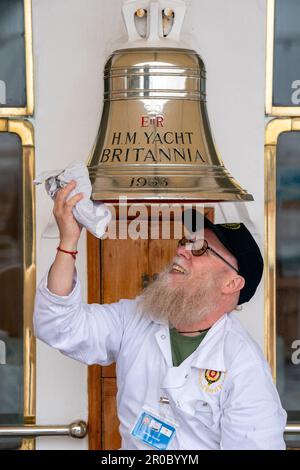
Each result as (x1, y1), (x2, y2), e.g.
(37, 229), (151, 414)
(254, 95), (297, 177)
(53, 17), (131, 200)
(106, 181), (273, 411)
(178, 237), (239, 274)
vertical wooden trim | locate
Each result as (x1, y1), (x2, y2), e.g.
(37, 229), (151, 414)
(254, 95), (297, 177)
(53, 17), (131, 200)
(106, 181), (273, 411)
(87, 231), (102, 450)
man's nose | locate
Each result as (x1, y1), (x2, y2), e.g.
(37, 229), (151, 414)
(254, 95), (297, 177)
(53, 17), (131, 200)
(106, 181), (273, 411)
(176, 244), (193, 260)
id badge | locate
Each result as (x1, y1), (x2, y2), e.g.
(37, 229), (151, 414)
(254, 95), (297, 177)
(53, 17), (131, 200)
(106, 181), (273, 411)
(131, 406), (177, 450)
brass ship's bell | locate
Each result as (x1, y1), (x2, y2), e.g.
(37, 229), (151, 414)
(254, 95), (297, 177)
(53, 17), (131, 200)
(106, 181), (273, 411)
(87, 1), (253, 203)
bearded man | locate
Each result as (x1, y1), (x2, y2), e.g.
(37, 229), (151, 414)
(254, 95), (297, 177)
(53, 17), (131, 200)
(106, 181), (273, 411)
(33, 181), (287, 450)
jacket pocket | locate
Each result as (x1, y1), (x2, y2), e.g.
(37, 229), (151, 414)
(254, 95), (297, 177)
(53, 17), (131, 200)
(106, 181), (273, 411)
(194, 400), (216, 428)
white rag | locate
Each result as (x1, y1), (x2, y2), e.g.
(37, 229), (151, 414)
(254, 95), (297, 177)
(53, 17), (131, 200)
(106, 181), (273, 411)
(33, 160), (112, 239)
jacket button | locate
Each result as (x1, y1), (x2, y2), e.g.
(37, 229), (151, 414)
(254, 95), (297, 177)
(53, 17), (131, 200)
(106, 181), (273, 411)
(161, 335), (166, 340)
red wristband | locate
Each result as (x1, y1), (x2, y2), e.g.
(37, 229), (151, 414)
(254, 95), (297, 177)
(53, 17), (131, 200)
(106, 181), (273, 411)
(57, 246), (78, 260)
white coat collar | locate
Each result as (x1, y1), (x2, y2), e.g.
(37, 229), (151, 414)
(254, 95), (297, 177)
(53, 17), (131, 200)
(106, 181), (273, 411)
(156, 314), (229, 390)
(154, 314), (229, 385)
(192, 314), (229, 372)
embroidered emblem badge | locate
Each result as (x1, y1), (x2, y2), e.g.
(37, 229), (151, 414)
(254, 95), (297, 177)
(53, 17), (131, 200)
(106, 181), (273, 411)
(220, 223), (241, 230)
(204, 369), (221, 385)
(199, 369), (226, 393)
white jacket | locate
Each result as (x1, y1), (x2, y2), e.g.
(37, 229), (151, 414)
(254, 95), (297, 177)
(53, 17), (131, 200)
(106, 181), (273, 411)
(34, 270), (287, 450)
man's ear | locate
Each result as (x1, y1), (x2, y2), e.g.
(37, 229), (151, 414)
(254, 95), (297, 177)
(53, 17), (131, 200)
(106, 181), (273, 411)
(222, 275), (245, 295)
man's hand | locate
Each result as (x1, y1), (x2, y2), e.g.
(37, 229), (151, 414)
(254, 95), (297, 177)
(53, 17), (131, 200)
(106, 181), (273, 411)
(53, 181), (84, 249)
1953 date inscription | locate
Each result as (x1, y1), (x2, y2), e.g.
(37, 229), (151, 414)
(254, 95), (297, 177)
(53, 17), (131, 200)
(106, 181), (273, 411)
(130, 177), (169, 188)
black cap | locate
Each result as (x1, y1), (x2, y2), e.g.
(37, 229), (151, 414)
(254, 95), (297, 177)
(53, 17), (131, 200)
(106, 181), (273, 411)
(183, 210), (264, 305)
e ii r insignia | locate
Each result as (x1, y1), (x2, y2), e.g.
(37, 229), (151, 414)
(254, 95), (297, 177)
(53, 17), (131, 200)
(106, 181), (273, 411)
(199, 369), (226, 393)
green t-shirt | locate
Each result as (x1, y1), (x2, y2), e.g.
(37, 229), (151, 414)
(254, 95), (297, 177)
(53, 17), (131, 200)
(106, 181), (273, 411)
(169, 328), (209, 367)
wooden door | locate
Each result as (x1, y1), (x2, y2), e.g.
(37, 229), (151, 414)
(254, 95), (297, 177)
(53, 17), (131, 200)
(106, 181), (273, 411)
(87, 208), (213, 449)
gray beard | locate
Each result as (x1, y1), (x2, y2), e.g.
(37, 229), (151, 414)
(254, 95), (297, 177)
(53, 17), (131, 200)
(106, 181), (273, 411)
(138, 266), (219, 329)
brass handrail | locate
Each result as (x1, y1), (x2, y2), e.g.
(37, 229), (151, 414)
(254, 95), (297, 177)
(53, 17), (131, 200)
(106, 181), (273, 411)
(285, 424), (300, 434)
(0, 421), (297, 439)
(0, 420), (87, 438)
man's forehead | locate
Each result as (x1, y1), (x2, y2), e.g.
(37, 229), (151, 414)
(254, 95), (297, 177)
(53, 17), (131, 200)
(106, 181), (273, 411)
(204, 227), (217, 239)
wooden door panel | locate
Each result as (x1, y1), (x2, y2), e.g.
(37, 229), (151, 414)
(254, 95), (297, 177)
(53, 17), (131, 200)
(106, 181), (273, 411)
(102, 379), (120, 450)
(87, 232), (102, 450)
(102, 238), (148, 302)
(102, 234), (148, 379)
(101, 225), (149, 448)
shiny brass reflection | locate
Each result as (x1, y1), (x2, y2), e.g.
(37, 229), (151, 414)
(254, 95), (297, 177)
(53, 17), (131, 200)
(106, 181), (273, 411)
(136, 8), (147, 18)
(88, 47), (252, 202)
(264, 118), (300, 441)
(163, 8), (174, 17)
